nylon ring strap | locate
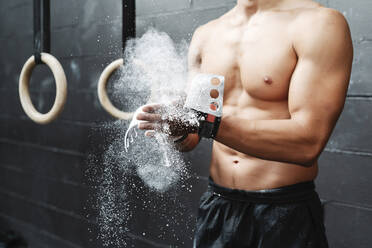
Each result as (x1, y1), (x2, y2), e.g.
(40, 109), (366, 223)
(122, 0), (136, 53)
(33, 0), (50, 64)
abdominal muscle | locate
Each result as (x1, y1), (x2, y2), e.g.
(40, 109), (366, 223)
(209, 96), (319, 191)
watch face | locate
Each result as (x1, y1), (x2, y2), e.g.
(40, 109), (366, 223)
(185, 73), (224, 117)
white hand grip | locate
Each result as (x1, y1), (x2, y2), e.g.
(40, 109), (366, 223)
(97, 58), (134, 120)
(19, 52), (67, 124)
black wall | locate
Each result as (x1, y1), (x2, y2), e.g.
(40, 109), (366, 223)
(0, 0), (371, 247)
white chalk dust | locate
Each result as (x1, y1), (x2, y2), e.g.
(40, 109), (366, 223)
(87, 29), (197, 247)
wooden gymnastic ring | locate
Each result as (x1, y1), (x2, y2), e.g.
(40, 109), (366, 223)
(19, 53), (67, 124)
(97, 58), (133, 120)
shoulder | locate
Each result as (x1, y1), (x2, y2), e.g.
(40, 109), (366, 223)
(292, 7), (352, 55)
(189, 17), (222, 57)
(191, 5), (233, 44)
(191, 7), (232, 45)
(293, 7), (350, 37)
(191, 18), (220, 44)
(309, 7), (347, 28)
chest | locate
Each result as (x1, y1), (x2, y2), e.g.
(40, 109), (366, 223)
(200, 20), (297, 101)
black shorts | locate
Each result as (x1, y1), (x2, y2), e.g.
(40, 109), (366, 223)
(193, 177), (329, 248)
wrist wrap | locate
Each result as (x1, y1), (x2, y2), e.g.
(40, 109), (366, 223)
(197, 111), (221, 139)
(173, 133), (189, 143)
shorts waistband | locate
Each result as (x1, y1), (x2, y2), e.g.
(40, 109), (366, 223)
(208, 176), (316, 204)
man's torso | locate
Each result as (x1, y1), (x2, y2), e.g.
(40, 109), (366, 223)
(197, 0), (323, 190)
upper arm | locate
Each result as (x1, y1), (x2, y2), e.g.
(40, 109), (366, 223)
(187, 26), (205, 92)
(289, 8), (353, 146)
(179, 26), (207, 149)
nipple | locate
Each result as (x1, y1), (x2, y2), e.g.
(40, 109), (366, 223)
(263, 76), (273, 85)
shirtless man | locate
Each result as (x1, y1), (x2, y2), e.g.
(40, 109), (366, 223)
(137, 0), (353, 247)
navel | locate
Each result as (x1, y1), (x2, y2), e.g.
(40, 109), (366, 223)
(263, 76), (273, 85)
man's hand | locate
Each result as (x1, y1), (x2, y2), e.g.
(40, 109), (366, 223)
(136, 102), (199, 138)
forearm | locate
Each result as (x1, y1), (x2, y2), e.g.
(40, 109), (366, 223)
(215, 115), (322, 166)
(174, 133), (200, 152)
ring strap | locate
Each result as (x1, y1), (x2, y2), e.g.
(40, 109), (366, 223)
(33, 0), (50, 64)
(122, 0), (136, 54)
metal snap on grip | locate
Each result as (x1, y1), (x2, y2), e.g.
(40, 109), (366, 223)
(19, 52), (67, 124)
(97, 58), (134, 120)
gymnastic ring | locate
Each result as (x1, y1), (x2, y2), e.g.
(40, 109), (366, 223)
(19, 52), (67, 124)
(97, 58), (134, 120)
